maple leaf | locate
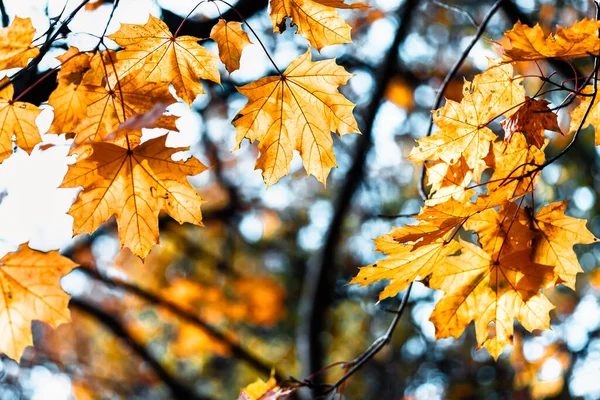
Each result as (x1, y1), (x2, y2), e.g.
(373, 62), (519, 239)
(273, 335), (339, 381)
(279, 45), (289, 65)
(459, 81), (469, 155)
(390, 195), (511, 250)
(425, 157), (474, 205)
(530, 201), (598, 289)
(233, 50), (359, 185)
(210, 20), (253, 74)
(409, 63), (524, 174)
(430, 240), (555, 359)
(0, 78), (42, 163)
(501, 97), (561, 148)
(487, 132), (545, 198)
(0, 244), (77, 361)
(464, 201), (535, 256)
(48, 47), (91, 134)
(238, 373), (296, 400)
(569, 84), (600, 144)
(108, 15), (220, 105)
(72, 67), (178, 145)
(0, 17), (39, 71)
(493, 19), (600, 62)
(350, 239), (461, 300)
(61, 134), (207, 259)
(270, 0), (359, 51)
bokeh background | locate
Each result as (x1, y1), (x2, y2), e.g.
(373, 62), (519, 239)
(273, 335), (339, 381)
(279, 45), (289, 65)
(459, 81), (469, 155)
(0, 0), (600, 398)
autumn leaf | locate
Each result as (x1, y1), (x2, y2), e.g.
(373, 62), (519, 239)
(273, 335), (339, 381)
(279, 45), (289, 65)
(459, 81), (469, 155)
(350, 239), (461, 300)
(108, 15), (220, 105)
(61, 134), (207, 259)
(530, 201), (598, 289)
(238, 373), (295, 400)
(234, 50), (359, 185)
(48, 47), (91, 134)
(424, 157), (473, 205)
(430, 240), (555, 359)
(313, 0), (368, 9)
(270, 0), (357, 51)
(72, 67), (178, 145)
(486, 132), (545, 198)
(0, 17), (39, 71)
(210, 20), (253, 74)
(493, 19), (600, 62)
(0, 77), (42, 163)
(464, 201), (535, 256)
(409, 63), (524, 175)
(0, 244), (77, 361)
(501, 97), (561, 148)
(569, 84), (600, 144)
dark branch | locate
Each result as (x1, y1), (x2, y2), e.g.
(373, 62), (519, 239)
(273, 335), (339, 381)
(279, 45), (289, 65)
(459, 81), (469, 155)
(160, 0), (268, 38)
(296, 0), (420, 392)
(70, 298), (208, 400)
(77, 266), (283, 380)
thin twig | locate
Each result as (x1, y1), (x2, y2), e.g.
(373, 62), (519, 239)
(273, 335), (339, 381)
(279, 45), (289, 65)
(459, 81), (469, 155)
(429, 0), (478, 28)
(0, 0), (8, 27)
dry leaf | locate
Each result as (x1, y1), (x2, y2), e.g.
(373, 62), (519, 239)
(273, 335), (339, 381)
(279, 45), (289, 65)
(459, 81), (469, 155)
(234, 50), (359, 185)
(210, 20), (253, 74)
(0, 244), (76, 360)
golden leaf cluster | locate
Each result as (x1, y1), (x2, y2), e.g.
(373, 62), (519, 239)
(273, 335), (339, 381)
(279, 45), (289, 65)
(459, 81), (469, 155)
(352, 19), (600, 358)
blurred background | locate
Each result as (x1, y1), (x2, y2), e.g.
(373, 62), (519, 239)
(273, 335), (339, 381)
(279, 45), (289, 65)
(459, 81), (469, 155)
(1, 0), (600, 398)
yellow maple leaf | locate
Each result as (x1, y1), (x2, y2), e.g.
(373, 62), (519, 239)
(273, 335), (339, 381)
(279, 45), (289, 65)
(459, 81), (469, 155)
(0, 244), (77, 361)
(0, 17), (39, 71)
(234, 50), (359, 185)
(108, 15), (220, 105)
(210, 20), (253, 74)
(487, 132), (546, 198)
(0, 78), (42, 163)
(430, 240), (555, 359)
(270, 0), (356, 51)
(464, 200), (535, 256)
(409, 63), (524, 174)
(73, 67), (177, 145)
(569, 84), (600, 145)
(425, 157), (473, 205)
(493, 19), (600, 62)
(48, 47), (91, 134)
(61, 134), (207, 259)
(531, 201), (598, 289)
(350, 239), (461, 300)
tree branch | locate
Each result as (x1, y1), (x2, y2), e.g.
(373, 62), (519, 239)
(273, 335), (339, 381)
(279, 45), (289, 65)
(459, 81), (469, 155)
(296, 0), (420, 392)
(77, 266), (283, 381)
(70, 297), (208, 400)
(160, 0), (268, 38)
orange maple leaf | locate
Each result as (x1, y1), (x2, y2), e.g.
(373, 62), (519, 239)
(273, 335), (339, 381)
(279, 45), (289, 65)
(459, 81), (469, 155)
(409, 63), (524, 176)
(108, 15), (220, 105)
(233, 50), (359, 186)
(61, 134), (207, 259)
(210, 20), (253, 74)
(269, 0), (363, 51)
(501, 97), (561, 148)
(0, 244), (77, 361)
(493, 19), (600, 62)
(0, 17), (39, 71)
(430, 240), (555, 359)
(531, 201), (598, 289)
(0, 77), (42, 163)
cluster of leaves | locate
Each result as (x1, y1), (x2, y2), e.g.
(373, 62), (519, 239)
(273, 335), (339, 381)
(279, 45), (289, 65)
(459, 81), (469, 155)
(1, 0), (600, 398)
(351, 19), (600, 359)
(0, 0), (365, 365)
